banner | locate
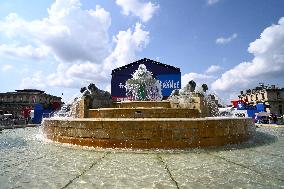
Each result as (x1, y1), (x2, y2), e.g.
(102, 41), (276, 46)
(156, 74), (181, 96)
(111, 73), (181, 99)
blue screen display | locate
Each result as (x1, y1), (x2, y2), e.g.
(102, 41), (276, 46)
(111, 74), (181, 99)
(111, 60), (181, 100)
(156, 74), (181, 96)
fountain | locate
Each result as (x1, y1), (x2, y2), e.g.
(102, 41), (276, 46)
(42, 64), (256, 149)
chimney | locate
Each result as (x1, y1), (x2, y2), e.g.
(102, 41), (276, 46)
(240, 91), (243, 95)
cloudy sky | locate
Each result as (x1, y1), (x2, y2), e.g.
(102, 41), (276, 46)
(0, 0), (283, 103)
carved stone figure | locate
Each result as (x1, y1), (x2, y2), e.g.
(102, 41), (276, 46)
(80, 83), (112, 109)
(187, 80), (196, 92)
(201, 84), (208, 93)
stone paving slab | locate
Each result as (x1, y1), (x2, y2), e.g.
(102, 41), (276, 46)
(0, 148), (106, 188)
(209, 148), (284, 181)
(69, 153), (176, 189)
(161, 152), (284, 188)
(0, 127), (283, 189)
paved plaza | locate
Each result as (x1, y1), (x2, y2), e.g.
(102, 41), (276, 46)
(0, 127), (283, 188)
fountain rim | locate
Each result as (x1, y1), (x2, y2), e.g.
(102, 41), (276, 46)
(43, 117), (253, 121)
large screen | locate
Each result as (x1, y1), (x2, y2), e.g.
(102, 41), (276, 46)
(111, 73), (181, 100)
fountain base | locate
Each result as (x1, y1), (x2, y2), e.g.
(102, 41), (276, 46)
(43, 117), (255, 149)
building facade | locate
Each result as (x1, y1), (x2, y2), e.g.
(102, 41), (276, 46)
(111, 58), (181, 101)
(0, 89), (61, 117)
(238, 84), (284, 115)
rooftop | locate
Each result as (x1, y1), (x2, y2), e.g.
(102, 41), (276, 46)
(15, 89), (45, 93)
(112, 58), (180, 74)
(240, 84), (284, 95)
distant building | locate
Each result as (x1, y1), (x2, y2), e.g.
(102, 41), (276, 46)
(0, 89), (61, 117)
(111, 58), (181, 101)
(238, 84), (284, 115)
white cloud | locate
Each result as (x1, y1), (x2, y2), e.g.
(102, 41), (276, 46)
(104, 23), (149, 68)
(20, 71), (46, 89)
(207, 0), (220, 5)
(182, 65), (222, 89)
(0, 44), (49, 59)
(116, 0), (159, 22)
(47, 63), (77, 88)
(46, 22), (150, 89)
(205, 65), (222, 74)
(212, 17), (284, 91)
(47, 62), (110, 87)
(216, 33), (237, 45)
(0, 0), (151, 100)
(104, 84), (111, 92)
(0, 0), (111, 63)
(1, 64), (13, 72)
(44, 2), (111, 63)
(0, 0), (150, 91)
(182, 72), (215, 87)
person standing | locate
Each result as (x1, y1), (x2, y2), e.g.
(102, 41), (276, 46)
(273, 114), (277, 124)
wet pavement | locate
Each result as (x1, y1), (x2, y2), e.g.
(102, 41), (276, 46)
(0, 126), (283, 188)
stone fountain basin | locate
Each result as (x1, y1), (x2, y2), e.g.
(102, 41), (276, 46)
(42, 117), (255, 149)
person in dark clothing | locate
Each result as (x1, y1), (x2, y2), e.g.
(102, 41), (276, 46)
(273, 114), (278, 124)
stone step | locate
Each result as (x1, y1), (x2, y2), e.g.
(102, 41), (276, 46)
(88, 108), (200, 118)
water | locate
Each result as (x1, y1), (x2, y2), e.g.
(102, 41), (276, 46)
(0, 126), (283, 188)
(125, 64), (163, 101)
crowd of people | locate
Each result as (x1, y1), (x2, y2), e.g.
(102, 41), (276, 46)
(0, 112), (27, 126)
(255, 113), (284, 124)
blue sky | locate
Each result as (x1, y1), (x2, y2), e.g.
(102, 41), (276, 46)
(0, 0), (284, 103)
